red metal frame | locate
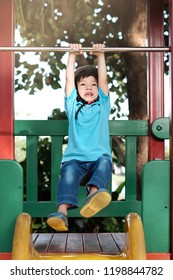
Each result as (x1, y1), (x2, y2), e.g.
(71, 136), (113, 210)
(148, 0), (165, 160)
(148, 0), (173, 260)
(0, 0), (14, 159)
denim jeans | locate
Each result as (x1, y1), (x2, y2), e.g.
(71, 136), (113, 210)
(57, 156), (112, 209)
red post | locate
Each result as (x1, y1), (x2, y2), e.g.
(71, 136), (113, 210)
(0, 0), (14, 159)
(148, 0), (165, 160)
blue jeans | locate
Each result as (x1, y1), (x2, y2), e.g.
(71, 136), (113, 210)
(57, 156), (112, 209)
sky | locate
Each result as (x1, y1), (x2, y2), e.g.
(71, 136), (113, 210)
(14, 83), (65, 120)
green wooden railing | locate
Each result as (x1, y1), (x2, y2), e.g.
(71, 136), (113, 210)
(14, 120), (148, 218)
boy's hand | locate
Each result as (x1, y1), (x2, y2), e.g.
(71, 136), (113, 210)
(65, 43), (83, 97)
(69, 43), (83, 55)
(90, 43), (105, 56)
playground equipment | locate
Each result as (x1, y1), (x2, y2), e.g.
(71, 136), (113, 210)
(0, 0), (173, 260)
(12, 212), (146, 260)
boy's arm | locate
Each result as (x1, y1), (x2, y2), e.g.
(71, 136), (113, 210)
(92, 44), (109, 96)
(65, 44), (83, 97)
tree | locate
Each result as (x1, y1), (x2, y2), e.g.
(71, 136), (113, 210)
(15, 0), (149, 196)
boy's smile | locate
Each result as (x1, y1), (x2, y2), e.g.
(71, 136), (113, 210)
(84, 92), (93, 97)
(77, 76), (98, 103)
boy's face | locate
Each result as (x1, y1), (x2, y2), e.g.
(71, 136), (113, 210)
(77, 76), (98, 103)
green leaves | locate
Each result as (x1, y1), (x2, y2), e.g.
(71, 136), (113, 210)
(15, 0), (124, 99)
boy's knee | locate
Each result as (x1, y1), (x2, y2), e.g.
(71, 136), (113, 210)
(94, 156), (112, 177)
(98, 156), (112, 168)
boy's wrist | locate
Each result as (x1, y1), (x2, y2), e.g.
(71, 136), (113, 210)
(69, 52), (77, 56)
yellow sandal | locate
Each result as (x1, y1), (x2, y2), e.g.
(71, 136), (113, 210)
(47, 212), (68, 231)
(80, 189), (111, 218)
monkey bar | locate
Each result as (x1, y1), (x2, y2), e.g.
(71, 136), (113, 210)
(0, 46), (170, 52)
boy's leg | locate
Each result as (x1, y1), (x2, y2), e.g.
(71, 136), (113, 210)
(47, 160), (86, 231)
(80, 156), (112, 218)
(57, 160), (87, 208)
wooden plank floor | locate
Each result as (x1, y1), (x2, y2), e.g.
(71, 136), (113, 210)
(32, 233), (125, 255)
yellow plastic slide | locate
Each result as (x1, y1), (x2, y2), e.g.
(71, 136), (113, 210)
(12, 212), (146, 260)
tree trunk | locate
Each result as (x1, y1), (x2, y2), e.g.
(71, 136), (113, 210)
(112, 0), (148, 198)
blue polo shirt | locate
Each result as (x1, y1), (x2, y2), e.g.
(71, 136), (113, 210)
(62, 87), (112, 162)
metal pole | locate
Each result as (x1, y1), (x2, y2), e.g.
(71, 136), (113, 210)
(0, 0), (14, 160)
(0, 46), (171, 52)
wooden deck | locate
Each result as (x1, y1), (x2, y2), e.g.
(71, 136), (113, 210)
(32, 233), (125, 255)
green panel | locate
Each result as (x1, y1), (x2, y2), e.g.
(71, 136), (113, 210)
(125, 136), (137, 200)
(15, 120), (68, 136)
(26, 136), (38, 201)
(109, 120), (148, 136)
(142, 160), (170, 252)
(0, 160), (23, 252)
(51, 136), (63, 201)
(15, 120), (148, 137)
(23, 200), (141, 218)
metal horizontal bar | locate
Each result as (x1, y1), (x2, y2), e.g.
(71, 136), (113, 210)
(0, 46), (171, 52)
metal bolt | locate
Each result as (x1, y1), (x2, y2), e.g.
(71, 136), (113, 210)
(156, 125), (162, 131)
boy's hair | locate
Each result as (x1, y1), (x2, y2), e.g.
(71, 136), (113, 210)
(74, 65), (99, 119)
(75, 65), (98, 91)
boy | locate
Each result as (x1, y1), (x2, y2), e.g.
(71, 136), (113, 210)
(47, 43), (112, 231)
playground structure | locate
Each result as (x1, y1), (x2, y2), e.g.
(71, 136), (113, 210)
(0, 0), (173, 260)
